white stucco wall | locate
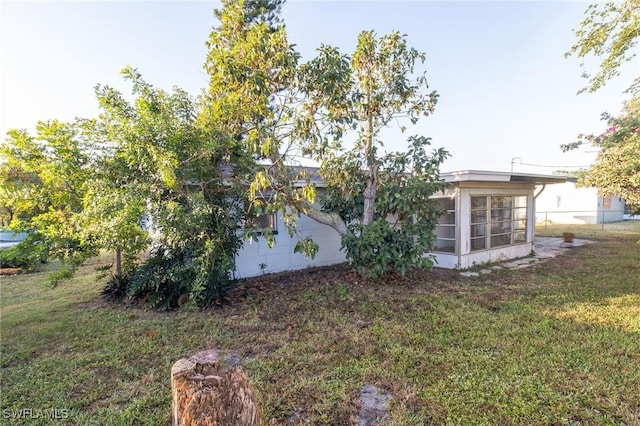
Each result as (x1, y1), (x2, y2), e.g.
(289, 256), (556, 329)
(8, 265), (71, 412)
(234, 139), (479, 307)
(234, 212), (346, 278)
(535, 182), (626, 224)
(235, 176), (557, 275)
(600, 195), (626, 223)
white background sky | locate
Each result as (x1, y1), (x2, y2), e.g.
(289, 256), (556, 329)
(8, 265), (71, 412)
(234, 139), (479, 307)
(1, 0), (638, 174)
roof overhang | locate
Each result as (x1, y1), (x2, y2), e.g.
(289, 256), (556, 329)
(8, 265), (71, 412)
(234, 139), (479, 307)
(441, 170), (567, 185)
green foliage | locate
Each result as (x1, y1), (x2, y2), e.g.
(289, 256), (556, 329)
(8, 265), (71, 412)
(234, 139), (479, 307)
(204, 1), (448, 278)
(0, 164), (40, 227)
(567, 0), (640, 93)
(124, 241), (238, 310)
(214, 0), (285, 29)
(563, 96), (640, 214)
(90, 68), (248, 308)
(566, 2), (640, 215)
(0, 233), (48, 269)
(1, 61), (248, 304)
(314, 32), (447, 277)
(330, 137), (449, 277)
(0, 121), (99, 283)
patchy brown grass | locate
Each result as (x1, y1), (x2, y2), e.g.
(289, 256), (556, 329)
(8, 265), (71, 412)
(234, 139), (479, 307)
(1, 233), (639, 425)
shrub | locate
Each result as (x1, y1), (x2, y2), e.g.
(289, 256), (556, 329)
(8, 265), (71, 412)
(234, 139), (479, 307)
(0, 234), (48, 269)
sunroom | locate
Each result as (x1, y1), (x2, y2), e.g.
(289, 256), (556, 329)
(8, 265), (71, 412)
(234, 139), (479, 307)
(430, 170), (566, 269)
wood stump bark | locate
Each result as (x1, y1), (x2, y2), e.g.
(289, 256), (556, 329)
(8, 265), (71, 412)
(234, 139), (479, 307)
(171, 348), (265, 426)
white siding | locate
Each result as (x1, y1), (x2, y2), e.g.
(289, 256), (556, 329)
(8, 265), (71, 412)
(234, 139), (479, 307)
(535, 182), (626, 224)
(599, 195), (626, 223)
(431, 252), (459, 269)
(234, 176), (559, 275)
(432, 243), (534, 269)
(234, 212), (346, 278)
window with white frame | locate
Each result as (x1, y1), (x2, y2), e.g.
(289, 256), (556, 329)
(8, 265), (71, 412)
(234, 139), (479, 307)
(470, 195), (527, 251)
(433, 197), (456, 253)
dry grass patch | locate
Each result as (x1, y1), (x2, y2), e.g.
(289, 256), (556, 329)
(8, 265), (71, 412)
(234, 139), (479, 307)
(1, 229), (639, 425)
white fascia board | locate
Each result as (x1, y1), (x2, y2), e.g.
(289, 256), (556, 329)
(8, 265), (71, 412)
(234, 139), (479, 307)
(441, 170), (566, 185)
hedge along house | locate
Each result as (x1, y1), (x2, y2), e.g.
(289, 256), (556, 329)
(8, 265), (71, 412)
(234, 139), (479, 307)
(430, 170), (566, 269)
(234, 169), (566, 278)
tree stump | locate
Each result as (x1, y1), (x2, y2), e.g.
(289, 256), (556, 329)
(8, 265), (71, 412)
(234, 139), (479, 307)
(171, 348), (265, 426)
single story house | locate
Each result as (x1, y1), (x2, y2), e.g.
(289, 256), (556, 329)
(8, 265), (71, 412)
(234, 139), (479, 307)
(534, 178), (626, 224)
(234, 170), (566, 277)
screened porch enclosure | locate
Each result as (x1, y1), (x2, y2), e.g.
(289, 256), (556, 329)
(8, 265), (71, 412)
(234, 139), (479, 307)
(430, 171), (565, 269)
(470, 195), (528, 251)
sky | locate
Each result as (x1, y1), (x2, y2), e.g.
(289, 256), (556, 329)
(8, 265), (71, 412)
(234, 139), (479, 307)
(1, 0), (638, 174)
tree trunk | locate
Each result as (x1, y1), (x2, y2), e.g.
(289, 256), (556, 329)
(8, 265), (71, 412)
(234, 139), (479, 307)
(362, 174), (376, 226)
(171, 348), (265, 426)
(115, 248), (122, 279)
(362, 88), (376, 226)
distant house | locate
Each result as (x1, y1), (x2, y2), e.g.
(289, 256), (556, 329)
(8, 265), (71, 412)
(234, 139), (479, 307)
(234, 170), (566, 277)
(535, 178), (626, 225)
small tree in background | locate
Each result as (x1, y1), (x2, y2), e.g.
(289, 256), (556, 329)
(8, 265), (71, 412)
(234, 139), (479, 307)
(0, 122), (98, 282)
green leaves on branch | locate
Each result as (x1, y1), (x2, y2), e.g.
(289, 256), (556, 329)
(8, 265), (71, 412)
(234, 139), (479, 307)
(0, 121), (98, 282)
(329, 136), (449, 278)
(203, 0), (448, 278)
(565, 97), (640, 214)
(567, 0), (640, 93)
(566, 2), (639, 215)
(0, 64), (247, 305)
(91, 68), (246, 307)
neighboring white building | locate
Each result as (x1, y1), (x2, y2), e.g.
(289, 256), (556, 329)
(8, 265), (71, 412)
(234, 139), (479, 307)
(535, 179), (626, 224)
(0, 230), (28, 250)
(234, 170), (566, 277)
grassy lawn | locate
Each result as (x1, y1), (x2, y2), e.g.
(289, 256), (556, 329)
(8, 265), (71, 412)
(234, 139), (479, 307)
(1, 224), (639, 425)
(535, 219), (640, 240)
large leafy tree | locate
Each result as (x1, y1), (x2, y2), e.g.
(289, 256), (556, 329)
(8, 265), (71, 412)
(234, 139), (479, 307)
(310, 32), (449, 276)
(0, 66), (248, 306)
(87, 67), (248, 308)
(563, 97), (640, 214)
(566, 0), (640, 94)
(204, 0), (448, 277)
(565, 1), (640, 215)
